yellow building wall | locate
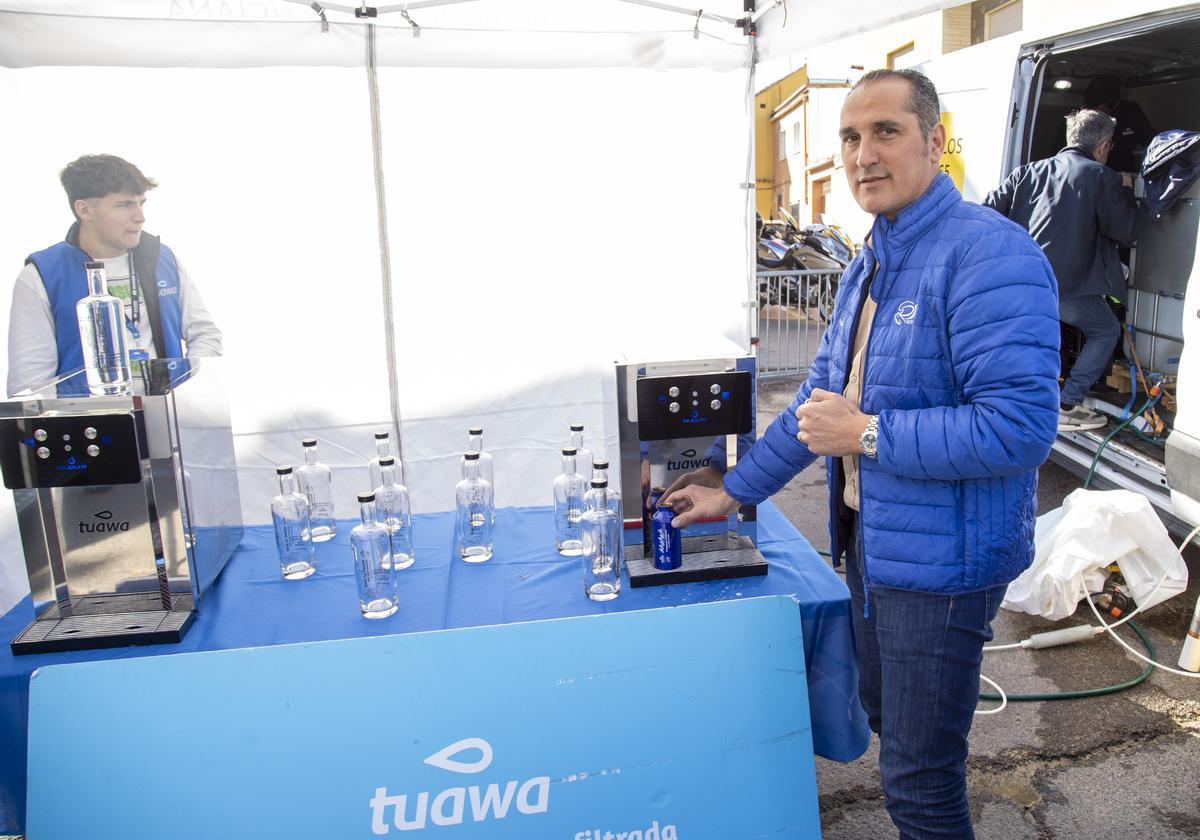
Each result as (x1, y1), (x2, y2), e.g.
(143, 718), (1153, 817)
(754, 67), (807, 219)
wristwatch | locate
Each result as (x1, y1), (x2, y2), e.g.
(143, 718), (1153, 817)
(860, 415), (879, 460)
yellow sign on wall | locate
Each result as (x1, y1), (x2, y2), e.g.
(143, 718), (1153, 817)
(938, 111), (964, 191)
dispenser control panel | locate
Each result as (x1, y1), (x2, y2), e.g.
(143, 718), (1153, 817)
(635, 371), (752, 441)
(0, 412), (144, 489)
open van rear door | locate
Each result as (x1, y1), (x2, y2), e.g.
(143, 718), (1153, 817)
(998, 5), (1200, 534)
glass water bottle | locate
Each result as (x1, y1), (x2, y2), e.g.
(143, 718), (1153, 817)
(569, 423), (594, 483)
(350, 492), (398, 619)
(76, 260), (132, 395)
(586, 458), (621, 516)
(455, 451), (494, 563)
(271, 465), (316, 580)
(367, 430), (397, 492)
(553, 447), (586, 556)
(375, 455), (415, 570)
(296, 437), (336, 542)
(581, 478), (621, 601)
(468, 426), (495, 521)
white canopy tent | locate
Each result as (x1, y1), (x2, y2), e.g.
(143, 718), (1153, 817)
(0, 0), (957, 612)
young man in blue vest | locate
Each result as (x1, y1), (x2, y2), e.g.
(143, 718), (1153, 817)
(7, 154), (222, 396)
(666, 70), (1060, 837)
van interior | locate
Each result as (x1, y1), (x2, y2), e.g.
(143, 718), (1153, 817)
(1018, 16), (1200, 494)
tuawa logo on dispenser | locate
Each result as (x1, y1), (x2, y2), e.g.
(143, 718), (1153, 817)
(78, 510), (131, 534)
(666, 448), (710, 472)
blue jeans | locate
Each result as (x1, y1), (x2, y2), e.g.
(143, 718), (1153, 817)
(1059, 295), (1121, 407)
(845, 531), (1005, 839)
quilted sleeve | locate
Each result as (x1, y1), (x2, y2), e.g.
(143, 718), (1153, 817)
(721, 301), (840, 504)
(875, 227), (1060, 480)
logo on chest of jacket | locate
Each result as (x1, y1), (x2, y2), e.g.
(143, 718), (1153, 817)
(894, 300), (918, 325)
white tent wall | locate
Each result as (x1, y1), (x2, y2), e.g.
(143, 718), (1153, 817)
(376, 66), (751, 512)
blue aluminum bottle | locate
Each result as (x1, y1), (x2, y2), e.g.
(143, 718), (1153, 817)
(651, 501), (682, 570)
(643, 485), (666, 558)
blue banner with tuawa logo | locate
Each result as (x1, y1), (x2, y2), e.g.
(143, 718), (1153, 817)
(26, 596), (820, 838)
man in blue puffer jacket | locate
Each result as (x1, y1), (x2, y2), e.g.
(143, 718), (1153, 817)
(666, 70), (1060, 838)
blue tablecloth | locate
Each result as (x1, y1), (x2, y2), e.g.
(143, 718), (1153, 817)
(0, 501), (869, 833)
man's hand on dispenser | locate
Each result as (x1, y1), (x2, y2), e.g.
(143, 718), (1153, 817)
(795, 388), (871, 456)
(662, 482), (740, 530)
(657, 465), (725, 508)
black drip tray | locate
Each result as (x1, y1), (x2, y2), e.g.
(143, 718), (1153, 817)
(11, 592), (195, 655)
(625, 536), (768, 587)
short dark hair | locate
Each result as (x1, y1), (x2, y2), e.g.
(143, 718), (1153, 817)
(60, 154), (157, 219)
(850, 68), (941, 141)
(1084, 75), (1121, 109)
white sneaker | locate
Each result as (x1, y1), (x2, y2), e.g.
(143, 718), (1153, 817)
(1058, 405), (1107, 432)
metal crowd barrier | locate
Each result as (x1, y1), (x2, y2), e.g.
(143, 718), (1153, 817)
(754, 270), (839, 379)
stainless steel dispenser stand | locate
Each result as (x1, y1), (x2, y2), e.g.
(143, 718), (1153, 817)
(615, 354), (766, 586)
(2, 359), (243, 654)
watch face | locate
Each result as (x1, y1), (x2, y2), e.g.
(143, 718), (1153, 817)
(861, 428), (877, 456)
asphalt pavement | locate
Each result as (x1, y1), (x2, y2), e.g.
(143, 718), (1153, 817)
(756, 375), (1200, 840)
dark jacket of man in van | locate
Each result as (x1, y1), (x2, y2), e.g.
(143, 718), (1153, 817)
(984, 109), (1137, 432)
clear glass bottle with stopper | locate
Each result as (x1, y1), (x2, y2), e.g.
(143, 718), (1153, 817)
(367, 430), (398, 492)
(350, 491), (398, 619)
(585, 458), (621, 516)
(455, 451), (494, 563)
(271, 465), (316, 580)
(76, 260), (132, 395)
(374, 455), (415, 570)
(569, 423), (594, 483)
(296, 437), (336, 542)
(467, 426), (495, 521)
(553, 447), (586, 556)
(581, 477), (621, 601)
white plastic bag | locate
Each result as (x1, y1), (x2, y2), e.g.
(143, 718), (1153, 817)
(1002, 488), (1188, 621)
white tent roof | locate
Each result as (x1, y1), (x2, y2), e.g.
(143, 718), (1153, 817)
(0, 1), (961, 69)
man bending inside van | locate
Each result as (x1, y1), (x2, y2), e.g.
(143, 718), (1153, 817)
(985, 109), (1138, 432)
(7, 154), (222, 396)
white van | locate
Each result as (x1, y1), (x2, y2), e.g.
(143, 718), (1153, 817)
(918, 4), (1200, 537)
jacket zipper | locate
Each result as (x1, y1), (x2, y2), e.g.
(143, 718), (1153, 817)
(852, 248), (883, 619)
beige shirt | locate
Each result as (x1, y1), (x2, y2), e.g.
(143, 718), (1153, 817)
(841, 269), (877, 512)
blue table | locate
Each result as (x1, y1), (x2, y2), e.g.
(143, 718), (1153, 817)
(0, 501), (869, 833)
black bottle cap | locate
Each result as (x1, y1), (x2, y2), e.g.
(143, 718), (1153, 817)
(301, 437), (317, 447)
(592, 459), (609, 469)
(380, 456), (395, 466)
(464, 452), (480, 461)
(276, 465), (293, 475)
(591, 479), (607, 488)
(357, 491), (375, 503)
(651, 486), (667, 494)
(374, 431), (389, 439)
(469, 426), (483, 435)
(562, 447), (577, 456)
(570, 423), (584, 432)
(84, 260), (104, 270)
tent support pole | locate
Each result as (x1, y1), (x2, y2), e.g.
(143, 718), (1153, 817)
(364, 24), (407, 474)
